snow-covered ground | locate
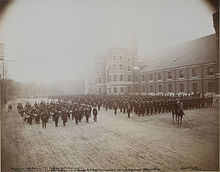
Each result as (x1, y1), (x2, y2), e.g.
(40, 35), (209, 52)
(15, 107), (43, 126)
(1, 100), (219, 171)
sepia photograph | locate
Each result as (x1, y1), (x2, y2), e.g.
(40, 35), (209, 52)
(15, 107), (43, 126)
(0, 0), (219, 171)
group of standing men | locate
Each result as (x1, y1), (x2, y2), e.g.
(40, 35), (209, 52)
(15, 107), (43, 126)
(53, 93), (214, 119)
(17, 101), (98, 128)
(16, 93), (214, 128)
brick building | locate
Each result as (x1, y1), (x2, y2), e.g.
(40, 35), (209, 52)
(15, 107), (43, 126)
(135, 34), (218, 95)
(87, 34), (218, 95)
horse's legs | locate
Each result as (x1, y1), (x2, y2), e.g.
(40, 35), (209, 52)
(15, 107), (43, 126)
(177, 115), (179, 124)
(172, 114), (174, 123)
(180, 115), (183, 125)
(175, 115), (177, 123)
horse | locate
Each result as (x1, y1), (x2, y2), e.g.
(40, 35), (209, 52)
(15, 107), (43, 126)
(176, 109), (184, 125)
(172, 108), (177, 123)
(172, 101), (185, 125)
(172, 103), (185, 125)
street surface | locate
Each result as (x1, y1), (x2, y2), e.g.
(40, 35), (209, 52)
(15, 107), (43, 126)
(1, 100), (219, 171)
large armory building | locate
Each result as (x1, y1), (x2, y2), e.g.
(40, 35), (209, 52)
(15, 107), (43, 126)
(86, 34), (218, 95)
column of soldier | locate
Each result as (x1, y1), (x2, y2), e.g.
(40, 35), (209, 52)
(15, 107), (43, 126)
(17, 93), (213, 128)
(106, 93), (214, 117)
(17, 101), (98, 128)
(52, 93), (213, 118)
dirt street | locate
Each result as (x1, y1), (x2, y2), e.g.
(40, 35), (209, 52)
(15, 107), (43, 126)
(1, 100), (219, 171)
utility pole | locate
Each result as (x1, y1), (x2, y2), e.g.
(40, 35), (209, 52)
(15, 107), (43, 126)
(0, 43), (6, 106)
(3, 61), (5, 104)
(0, 43), (19, 106)
(0, 58), (7, 106)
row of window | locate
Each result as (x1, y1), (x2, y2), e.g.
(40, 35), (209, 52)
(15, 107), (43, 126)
(106, 82), (214, 94)
(98, 75), (132, 83)
(107, 75), (131, 82)
(138, 67), (214, 81)
(138, 82), (214, 93)
(108, 87), (124, 94)
(99, 66), (215, 83)
(97, 66), (215, 82)
(112, 56), (131, 62)
(104, 69), (215, 83)
(109, 64), (131, 71)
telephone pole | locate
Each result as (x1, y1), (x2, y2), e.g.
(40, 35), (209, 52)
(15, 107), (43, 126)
(0, 43), (6, 106)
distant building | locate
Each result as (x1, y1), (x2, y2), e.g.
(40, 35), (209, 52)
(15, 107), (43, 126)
(84, 75), (96, 94)
(94, 55), (106, 94)
(89, 41), (139, 95)
(88, 34), (218, 95)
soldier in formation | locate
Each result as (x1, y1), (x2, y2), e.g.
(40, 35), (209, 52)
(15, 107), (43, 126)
(17, 93), (214, 127)
(93, 107), (98, 122)
(17, 100), (97, 128)
(52, 93), (213, 118)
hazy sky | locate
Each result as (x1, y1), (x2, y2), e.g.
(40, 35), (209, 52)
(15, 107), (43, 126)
(0, 0), (215, 84)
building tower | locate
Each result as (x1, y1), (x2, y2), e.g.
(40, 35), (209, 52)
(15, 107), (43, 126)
(105, 41), (139, 95)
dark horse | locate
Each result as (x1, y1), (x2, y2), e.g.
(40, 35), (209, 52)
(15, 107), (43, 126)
(172, 101), (185, 125)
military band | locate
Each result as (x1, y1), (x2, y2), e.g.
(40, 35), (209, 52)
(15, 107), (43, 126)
(17, 101), (98, 128)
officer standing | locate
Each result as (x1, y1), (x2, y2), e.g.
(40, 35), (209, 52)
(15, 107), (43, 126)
(54, 110), (60, 127)
(41, 112), (47, 129)
(127, 104), (131, 118)
(62, 111), (67, 126)
(79, 107), (83, 122)
(93, 107), (98, 122)
(85, 107), (90, 123)
(113, 103), (117, 115)
(74, 108), (79, 125)
(123, 102), (126, 114)
(98, 102), (101, 111)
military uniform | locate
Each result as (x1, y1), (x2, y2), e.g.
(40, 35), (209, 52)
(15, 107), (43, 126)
(93, 107), (98, 122)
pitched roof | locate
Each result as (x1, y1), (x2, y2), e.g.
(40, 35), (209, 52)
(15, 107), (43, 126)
(140, 34), (218, 73)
